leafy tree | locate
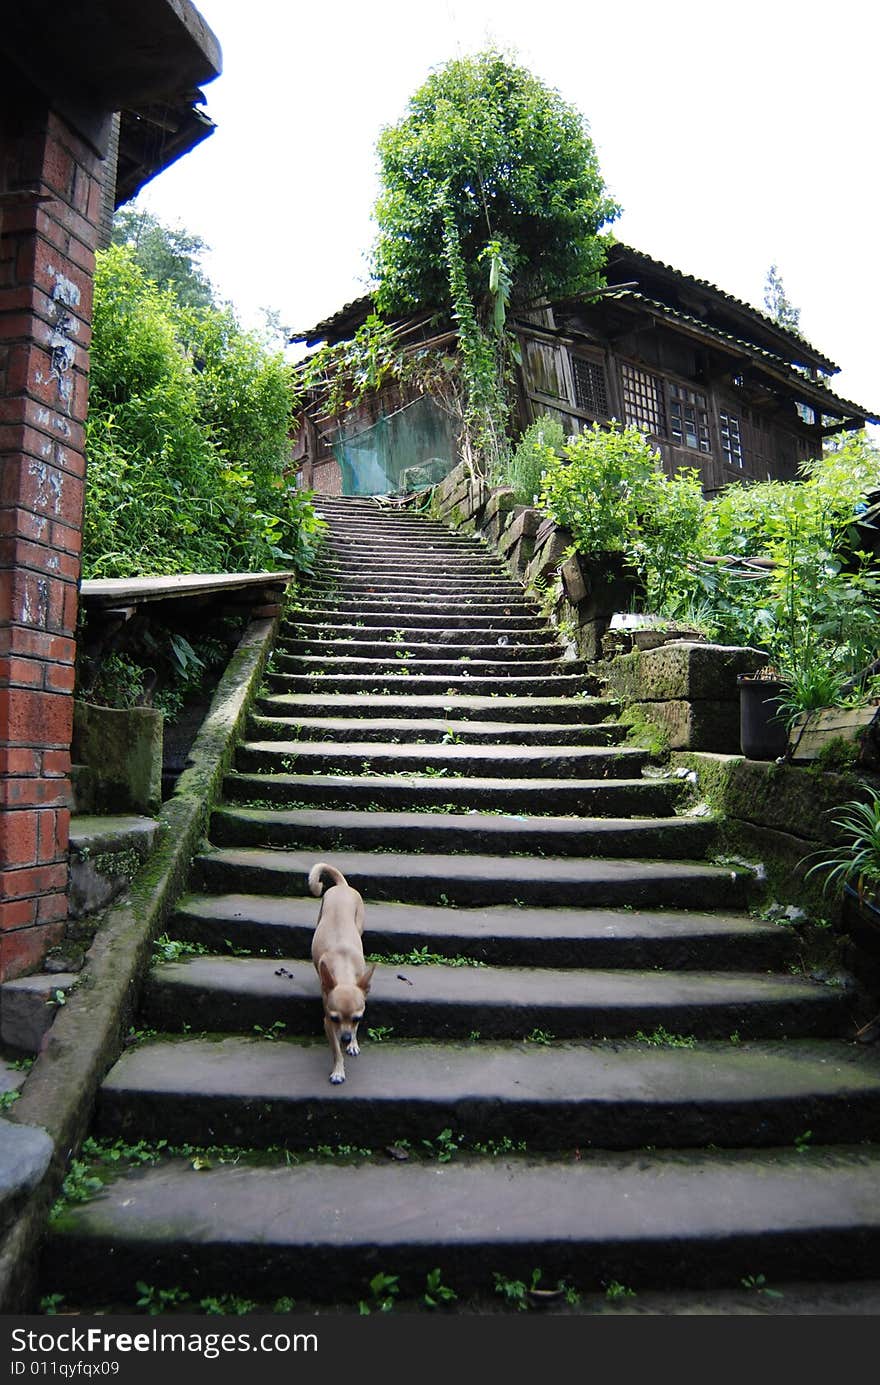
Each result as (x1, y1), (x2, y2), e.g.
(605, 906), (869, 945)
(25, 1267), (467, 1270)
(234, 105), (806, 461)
(763, 263), (801, 333)
(84, 244), (321, 579)
(369, 50), (618, 473)
(372, 49), (619, 316)
(112, 207), (216, 310)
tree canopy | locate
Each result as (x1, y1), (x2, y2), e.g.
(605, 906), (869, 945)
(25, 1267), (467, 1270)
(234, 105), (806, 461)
(372, 50), (620, 316)
(112, 207), (217, 310)
(763, 263), (801, 334)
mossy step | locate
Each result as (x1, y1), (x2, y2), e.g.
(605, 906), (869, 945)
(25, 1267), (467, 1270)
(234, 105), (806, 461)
(278, 624), (556, 647)
(209, 805), (711, 859)
(318, 556), (512, 575)
(95, 1036), (880, 1152)
(274, 654), (574, 678)
(192, 845), (752, 911)
(171, 892), (794, 971)
(286, 604), (544, 624)
(223, 771), (669, 817)
(263, 672), (600, 697)
(246, 713), (625, 747)
(45, 1149), (880, 1303)
(278, 639), (564, 662)
(140, 955), (846, 1040)
(234, 739), (645, 780)
(255, 693), (618, 725)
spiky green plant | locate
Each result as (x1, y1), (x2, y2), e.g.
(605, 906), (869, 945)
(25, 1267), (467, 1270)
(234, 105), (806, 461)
(801, 791), (880, 900)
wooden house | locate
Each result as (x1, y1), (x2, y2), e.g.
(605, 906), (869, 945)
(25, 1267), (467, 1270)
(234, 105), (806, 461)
(291, 242), (878, 497)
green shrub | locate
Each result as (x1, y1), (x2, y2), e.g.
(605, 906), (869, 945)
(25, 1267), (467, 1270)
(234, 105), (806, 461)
(501, 414), (565, 503)
(84, 245), (323, 579)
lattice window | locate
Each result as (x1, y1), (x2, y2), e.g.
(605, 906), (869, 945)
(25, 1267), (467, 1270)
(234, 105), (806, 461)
(668, 382), (711, 453)
(571, 356), (608, 417)
(719, 411), (744, 467)
(621, 363), (666, 436)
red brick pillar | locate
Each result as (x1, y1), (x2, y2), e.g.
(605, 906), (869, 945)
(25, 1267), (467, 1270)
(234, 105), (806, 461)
(0, 75), (103, 980)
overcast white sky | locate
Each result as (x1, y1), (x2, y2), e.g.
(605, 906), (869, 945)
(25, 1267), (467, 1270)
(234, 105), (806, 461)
(135, 0), (878, 416)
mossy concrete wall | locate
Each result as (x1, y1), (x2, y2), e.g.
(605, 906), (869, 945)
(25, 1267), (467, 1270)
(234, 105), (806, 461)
(71, 702), (163, 816)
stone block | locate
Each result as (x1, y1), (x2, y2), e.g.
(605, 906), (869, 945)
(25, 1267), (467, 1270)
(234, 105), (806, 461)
(720, 760), (864, 844)
(483, 488), (517, 523)
(434, 461), (469, 506)
(607, 644), (767, 703)
(67, 814), (159, 920)
(630, 698), (742, 753)
(498, 507), (542, 558)
(71, 700), (163, 815)
(0, 972), (78, 1052)
(524, 526), (571, 588)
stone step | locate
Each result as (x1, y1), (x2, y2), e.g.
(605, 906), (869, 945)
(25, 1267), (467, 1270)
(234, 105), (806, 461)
(171, 892), (794, 971)
(234, 739), (646, 780)
(44, 1149), (880, 1303)
(304, 566), (523, 586)
(286, 603), (544, 624)
(275, 653), (574, 678)
(209, 805), (712, 859)
(255, 692), (619, 725)
(94, 1035), (880, 1152)
(278, 624), (556, 647)
(263, 671), (600, 697)
(278, 638), (564, 662)
(224, 772), (672, 817)
(319, 555), (512, 575)
(246, 713), (625, 746)
(140, 956), (847, 1040)
(191, 846), (753, 911)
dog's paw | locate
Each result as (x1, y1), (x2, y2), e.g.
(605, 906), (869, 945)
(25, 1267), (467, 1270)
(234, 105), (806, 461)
(329, 1071), (345, 1084)
(346, 1039), (360, 1057)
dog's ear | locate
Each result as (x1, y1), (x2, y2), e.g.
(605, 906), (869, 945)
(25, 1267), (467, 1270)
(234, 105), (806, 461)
(357, 963), (376, 994)
(319, 958), (337, 993)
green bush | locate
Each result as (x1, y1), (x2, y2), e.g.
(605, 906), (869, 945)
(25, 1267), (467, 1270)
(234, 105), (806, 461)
(501, 414), (565, 504)
(537, 422), (704, 605)
(83, 245), (322, 579)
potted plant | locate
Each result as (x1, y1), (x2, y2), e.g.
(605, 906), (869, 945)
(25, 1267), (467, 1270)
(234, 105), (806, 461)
(737, 664), (789, 761)
(801, 790), (880, 936)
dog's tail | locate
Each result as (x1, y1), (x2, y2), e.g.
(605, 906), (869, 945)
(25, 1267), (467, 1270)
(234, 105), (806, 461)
(308, 862), (348, 897)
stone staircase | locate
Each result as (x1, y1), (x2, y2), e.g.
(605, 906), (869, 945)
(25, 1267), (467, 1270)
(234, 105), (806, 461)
(42, 496), (880, 1312)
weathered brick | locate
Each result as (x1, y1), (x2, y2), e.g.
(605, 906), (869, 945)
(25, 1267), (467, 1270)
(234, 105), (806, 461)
(0, 921), (66, 983)
(0, 898), (37, 931)
(1, 861), (68, 899)
(0, 687), (73, 746)
(0, 776), (71, 809)
(41, 748), (71, 776)
(0, 809), (38, 868)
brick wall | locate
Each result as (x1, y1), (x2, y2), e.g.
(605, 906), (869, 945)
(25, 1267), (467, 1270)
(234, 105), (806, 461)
(0, 74), (103, 980)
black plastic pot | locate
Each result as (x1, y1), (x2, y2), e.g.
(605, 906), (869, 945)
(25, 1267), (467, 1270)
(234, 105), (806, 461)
(738, 675), (788, 760)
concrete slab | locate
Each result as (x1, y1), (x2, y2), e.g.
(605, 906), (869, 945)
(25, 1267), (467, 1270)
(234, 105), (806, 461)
(142, 953), (844, 1040)
(172, 892), (791, 971)
(96, 1034), (880, 1150)
(44, 1149), (880, 1302)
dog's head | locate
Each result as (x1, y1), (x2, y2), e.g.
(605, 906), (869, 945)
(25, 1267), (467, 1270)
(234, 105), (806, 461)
(319, 960), (376, 1047)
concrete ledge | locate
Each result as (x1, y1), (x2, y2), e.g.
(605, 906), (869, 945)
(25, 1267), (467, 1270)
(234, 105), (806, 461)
(0, 613), (279, 1312)
(0, 1122), (53, 1241)
(68, 815), (160, 920)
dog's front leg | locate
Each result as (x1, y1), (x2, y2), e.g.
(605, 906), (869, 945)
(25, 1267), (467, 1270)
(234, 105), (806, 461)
(324, 1016), (346, 1084)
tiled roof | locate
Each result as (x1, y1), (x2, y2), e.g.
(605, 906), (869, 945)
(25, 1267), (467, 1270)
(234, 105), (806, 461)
(608, 290), (877, 423)
(606, 243), (837, 374)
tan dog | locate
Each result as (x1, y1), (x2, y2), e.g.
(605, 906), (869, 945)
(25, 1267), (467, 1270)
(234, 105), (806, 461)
(309, 862), (376, 1084)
